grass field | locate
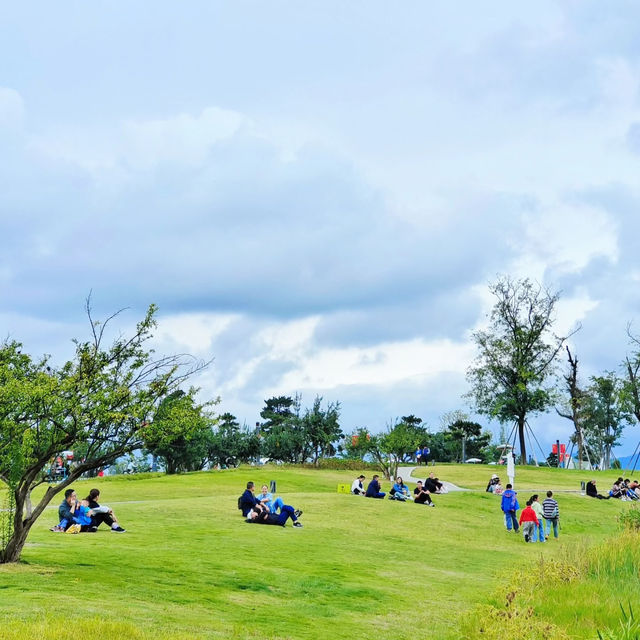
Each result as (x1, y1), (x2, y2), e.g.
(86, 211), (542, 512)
(0, 464), (638, 639)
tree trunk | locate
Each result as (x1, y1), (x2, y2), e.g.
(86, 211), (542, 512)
(0, 522), (31, 564)
(1, 490), (38, 564)
(518, 417), (527, 465)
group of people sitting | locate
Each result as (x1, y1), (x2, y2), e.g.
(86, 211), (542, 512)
(238, 481), (303, 527)
(586, 477), (640, 500)
(485, 474), (504, 494)
(52, 488), (126, 533)
(350, 472), (446, 507)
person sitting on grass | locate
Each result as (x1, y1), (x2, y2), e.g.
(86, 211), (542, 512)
(351, 475), (366, 495)
(240, 481), (259, 516)
(85, 488), (126, 532)
(486, 474), (500, 493)
(610, 478), (624, 499)
(586, 479), (610, 500)
(518, 500), (538, 543)
(257, 484), (285, 513)
(412, 480), (435, 507)
(425, 472), (446, 494)
(365, 475), (386, 499)
(52, 489), (96, 533)
(501, 484), (519, 532)
(389, 476), (412, 501)
(247, 503), (303, 527)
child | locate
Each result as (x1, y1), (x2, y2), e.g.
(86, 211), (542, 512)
(51, 499), (94, 532)
(531, 494), (545, 542)
(501, 484), (520, 532)
(518, 500), (538, 543)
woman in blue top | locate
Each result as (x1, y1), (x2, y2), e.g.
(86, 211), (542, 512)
(258, 484), (285, 514)
(389, 476), (411, 501)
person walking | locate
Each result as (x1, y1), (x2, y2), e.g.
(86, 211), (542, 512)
(542, 491), (560, 539)
(519, 500), (538, 543)
(501, 483), (520, 533)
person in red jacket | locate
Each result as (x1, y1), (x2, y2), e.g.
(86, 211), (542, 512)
(518, 500), (538, 543)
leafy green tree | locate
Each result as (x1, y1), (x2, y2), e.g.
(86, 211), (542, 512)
(466, 276), (570, 465)
(582, 373), (631, 470)
(445, 420), (491, 462)
(345, 417), (428, 479)
(143, 389), (218, 474)
(622, 327), (640, 429)
(208, 413), (261, 467)
(259, 395), (307, 462)
(259, 396), (298, 434)
(0, 304), (206, 563)
(342, 428), (372, 460)
(301, 397), (342, 465)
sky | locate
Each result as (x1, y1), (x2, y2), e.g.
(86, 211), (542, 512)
(2, 1), (640, 458)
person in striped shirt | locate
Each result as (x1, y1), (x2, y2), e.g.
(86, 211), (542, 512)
(542, 491), (559, 539)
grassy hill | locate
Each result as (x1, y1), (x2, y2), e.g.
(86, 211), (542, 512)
(0, 464), (638, 639)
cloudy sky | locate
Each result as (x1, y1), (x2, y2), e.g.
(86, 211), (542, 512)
(2, 1), (640, 457)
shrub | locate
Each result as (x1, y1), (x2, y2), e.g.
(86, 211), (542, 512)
(618, 505), (640, 531)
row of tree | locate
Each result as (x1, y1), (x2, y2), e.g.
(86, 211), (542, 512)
(143, 393), (341, 473)
(465, 276), (640, 470)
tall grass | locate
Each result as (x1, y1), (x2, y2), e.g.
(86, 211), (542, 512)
(460, 529), (640, 639)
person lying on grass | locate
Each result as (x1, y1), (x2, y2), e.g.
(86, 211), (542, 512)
(85, 488), (126, 532)
(246, 503), (303, 527)
(412, 480), (435, 507)
(389, 476), (412, 501)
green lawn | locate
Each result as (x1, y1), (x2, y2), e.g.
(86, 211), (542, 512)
(0, 465), (636, 639)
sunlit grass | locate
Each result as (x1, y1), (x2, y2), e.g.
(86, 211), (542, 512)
(0, 465), (635, 638)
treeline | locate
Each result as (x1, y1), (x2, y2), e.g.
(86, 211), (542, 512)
(145, 391), (498, 480)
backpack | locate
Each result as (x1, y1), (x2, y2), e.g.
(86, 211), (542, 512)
(237, 495), (243, 510)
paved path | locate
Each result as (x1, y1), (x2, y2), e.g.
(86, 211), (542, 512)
(396, 466), (469, 492)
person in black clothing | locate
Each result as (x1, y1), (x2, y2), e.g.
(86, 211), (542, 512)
(413, 481), (435, 507)
(365, 475), (386, 499)
(247, 503), (303, 527)
(85, 488), (126, 532)
(240, 481), (259, 516)
(424, 472), (443, 493)
(586, 480), (610, 499)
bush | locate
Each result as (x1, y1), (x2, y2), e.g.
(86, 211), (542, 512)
(300, 459), (380, 471)
(618, 505), (640, 531)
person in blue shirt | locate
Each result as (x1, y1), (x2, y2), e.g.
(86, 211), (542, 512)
(365, 475), (386, 499)
(257, 484), (285, 513)
(501, 484), (520, 532)
(389, 476), (411, 501)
